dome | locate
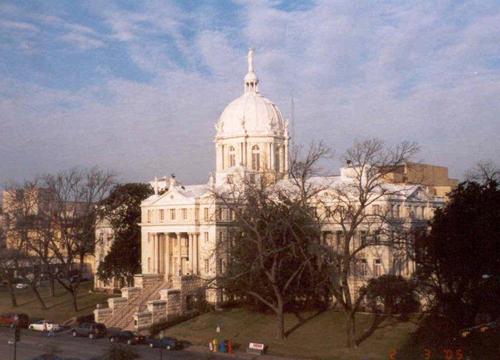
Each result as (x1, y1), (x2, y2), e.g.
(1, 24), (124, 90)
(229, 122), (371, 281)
(215, 49), (288, 139)
(216, 93), (286, 138)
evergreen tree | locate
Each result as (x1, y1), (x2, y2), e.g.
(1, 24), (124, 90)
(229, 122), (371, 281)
(97, 183), (153, 286)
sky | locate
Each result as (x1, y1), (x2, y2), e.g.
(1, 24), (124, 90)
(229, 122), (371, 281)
(1, 0), (500, 187)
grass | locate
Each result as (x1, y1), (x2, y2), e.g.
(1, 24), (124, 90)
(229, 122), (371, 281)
(0, 281), (112, 323)
(163, 307), (419, 360)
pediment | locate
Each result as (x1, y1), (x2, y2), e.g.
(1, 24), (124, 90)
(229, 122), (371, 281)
(148, 187), (192, 206)
(407, 186), (432, 202)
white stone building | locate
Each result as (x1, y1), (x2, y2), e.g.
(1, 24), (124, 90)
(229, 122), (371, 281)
(94, 49), (446, 331)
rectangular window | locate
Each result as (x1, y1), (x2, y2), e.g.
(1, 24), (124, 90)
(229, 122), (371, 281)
(219, 231), (224, 242)
(396, 205), (401, 218)
(182, 208), (187, 220)
(204, 259), (209, 273)
(204, 208), (209, 221)
(170, 209), (176, 220)
(218, 259), (224, 273)
(360, 230), (367, 246)
(335, 230), (343, 247)
(160, 209), (164, 221)
(393, 258), (402, 276)
(373, 259), (382, 277)
(204, 232), (209, 243)
(147, 210), (151, 223)
(359, 259), (368, 277)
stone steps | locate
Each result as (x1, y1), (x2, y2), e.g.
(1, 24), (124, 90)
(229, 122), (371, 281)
(113, 281), (167, 330)
(104, 280), (168, 329)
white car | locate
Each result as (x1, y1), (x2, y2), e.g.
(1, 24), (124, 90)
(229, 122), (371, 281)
(28, 320), (62, 332)
(15, 283), (28, 289)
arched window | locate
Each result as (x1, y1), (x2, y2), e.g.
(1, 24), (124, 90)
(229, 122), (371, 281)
(251, 145), (260, 170)
(229, 146), (236, 167)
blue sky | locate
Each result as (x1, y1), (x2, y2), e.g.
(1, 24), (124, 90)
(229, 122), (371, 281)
(1, 0), (500, 186)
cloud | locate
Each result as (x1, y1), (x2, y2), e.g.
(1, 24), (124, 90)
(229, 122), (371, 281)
(0, 20), (39, 32)
(1, 0), (500, 186)
(59, 32), (105, 50)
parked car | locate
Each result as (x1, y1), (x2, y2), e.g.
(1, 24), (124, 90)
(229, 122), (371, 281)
(146, 336), (182, 350)
(28, 320), (62, 332)
(71, 322), (107, 339)
(15, 283), (29, 289)
(0, 313), (30, 328)
(108, 330), (146, 345)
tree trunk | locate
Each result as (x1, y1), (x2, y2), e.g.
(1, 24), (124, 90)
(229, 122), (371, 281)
(276, 303), (285, 340)
(71, 289), (79, 311)
(345, 311), (357, 348)
(31, 285), (47, 309)
(49, 275), (55, 297)
(7, 280), (17, 307)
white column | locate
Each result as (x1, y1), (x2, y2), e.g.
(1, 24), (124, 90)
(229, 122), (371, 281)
(152, 233), (157, 273)
(177, 233), (182, 275)
(284, 139), (289, 173)
(193, 234), (197, 275)
(156, 233), (161, 274)
(158, 233), (163, 274)
(270, 143), (274, 171)
(189, 233), (194, 274)
(166, 234), (170, 277)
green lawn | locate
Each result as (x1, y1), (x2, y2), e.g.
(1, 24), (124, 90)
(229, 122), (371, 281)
(163, 308), (419, 360)
(0, 281), (112, 323)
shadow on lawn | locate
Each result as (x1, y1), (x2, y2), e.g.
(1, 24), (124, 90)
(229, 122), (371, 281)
(355, 313), (409, 346)
(285, 310), (327, 337)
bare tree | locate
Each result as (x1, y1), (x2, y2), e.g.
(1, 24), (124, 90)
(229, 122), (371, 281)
(465, 160), (499, 183)
(40, 167), (115, 311)
(2, 180), (50, 309)
(212, 144), (332, 339)
(0, 248), (24, 307)
(320, 138), (420, 347)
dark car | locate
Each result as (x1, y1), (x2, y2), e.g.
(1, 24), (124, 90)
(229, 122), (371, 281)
(0, 313), (30, 328)
(108, 330), (145, 345)
(71, 322), (107, 339)
(147, 336), (182, 350)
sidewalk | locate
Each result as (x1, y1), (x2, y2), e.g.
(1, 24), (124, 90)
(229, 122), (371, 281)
(184, 344), (302, 360)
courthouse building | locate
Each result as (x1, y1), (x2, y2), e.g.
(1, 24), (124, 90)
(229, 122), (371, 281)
(94, 50), (455, 331)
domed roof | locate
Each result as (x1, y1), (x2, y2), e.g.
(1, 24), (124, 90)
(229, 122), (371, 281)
(216, 93), (286, 137)
(215, 49), (288, 139)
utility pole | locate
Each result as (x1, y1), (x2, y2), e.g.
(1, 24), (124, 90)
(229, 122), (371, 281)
(12, 322), (19, 360)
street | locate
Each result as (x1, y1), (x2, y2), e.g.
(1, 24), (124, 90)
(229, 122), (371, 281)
(0, 327), (251, 360)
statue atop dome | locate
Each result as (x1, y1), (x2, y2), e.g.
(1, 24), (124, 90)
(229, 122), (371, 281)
(244, 48), (259, 94)
(248, 48), (255, 73)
